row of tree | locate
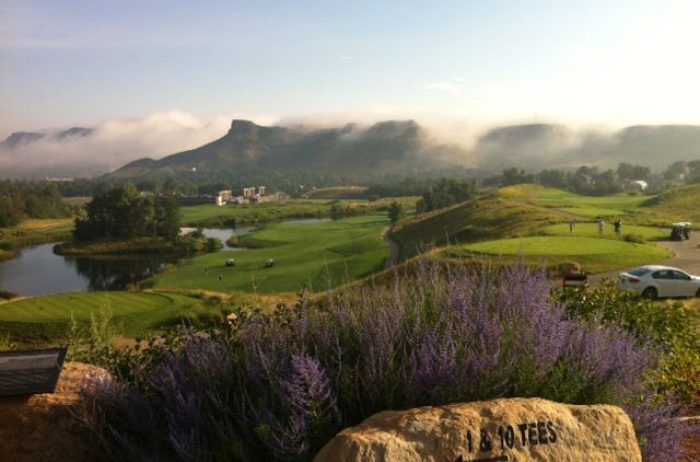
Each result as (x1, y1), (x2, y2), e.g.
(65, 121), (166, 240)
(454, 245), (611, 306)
(416, 178), (478, 213)
(74, 185), (180, 242)
(483, 161), (700, 196)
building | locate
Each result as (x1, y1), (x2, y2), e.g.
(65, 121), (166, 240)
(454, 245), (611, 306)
(242, 187), (256, 199)
(215, 190), (232, 206)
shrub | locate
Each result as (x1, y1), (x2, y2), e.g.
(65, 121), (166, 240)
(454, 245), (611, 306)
(80, 263), (678, 461)
(557, 280), (700, 403)
(0, 289), (17, 300)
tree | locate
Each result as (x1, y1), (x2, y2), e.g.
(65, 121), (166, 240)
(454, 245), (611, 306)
(417, 178), (477, 213)
(74, 186), (181, 242)
(329, 202), (345, 220)
(388, 201), (402, 225)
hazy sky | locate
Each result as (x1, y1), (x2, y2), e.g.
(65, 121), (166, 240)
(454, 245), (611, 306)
(2, 0), (700, 135)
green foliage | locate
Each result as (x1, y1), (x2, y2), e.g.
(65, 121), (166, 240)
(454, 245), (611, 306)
(74, 185), (180, 242)
(0, 181), (72, 227)
(388, 200), (402, 225)
(556, 281), (700, 402)
(329, 201), (345, 220)
(0, 289), (17, 300)
(416, 178), (477, 213)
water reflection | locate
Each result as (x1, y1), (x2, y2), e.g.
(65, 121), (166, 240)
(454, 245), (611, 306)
(67, 254), (181, 292)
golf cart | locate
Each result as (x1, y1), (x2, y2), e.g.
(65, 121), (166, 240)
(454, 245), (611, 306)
(670, 222), (691, 241)
(225, 258), (236, 267)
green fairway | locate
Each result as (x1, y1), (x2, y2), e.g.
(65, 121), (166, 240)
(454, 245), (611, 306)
(152, 214), (388, 293)
(180, 198), (416, 227)
(0, 291), (203, 338)
(498, 184), (652, 218)
(445, 235), (672, 273)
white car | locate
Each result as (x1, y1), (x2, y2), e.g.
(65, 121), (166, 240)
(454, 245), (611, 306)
(618, 265), (700, 299)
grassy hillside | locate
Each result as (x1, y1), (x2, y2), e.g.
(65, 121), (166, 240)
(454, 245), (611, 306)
(392, 192), (568, 257)
(0, 291), (203, 344)
(152, 214), (388, 293)
(497, 184), (652, 218)
(645, 183), (700, 222)
(391, 184), (682, 270)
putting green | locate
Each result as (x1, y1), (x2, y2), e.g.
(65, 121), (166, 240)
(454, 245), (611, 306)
(446, 235), (672, 273)
(0, 291), (203, 340)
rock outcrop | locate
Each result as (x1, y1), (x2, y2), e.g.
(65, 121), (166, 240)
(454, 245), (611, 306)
(315, 397), (641, 462)
(0, 362), (108, 462)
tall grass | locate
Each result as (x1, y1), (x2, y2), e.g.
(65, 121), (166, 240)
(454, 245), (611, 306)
(79, 262), (684, 461)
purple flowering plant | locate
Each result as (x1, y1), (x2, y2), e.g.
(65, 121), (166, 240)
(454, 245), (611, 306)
(79, 262), (687, 461)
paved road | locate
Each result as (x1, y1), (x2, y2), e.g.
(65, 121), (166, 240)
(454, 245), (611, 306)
(588, 231), (700, 285)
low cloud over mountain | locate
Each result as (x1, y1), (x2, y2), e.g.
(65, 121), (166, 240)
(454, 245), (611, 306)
(0, 111), (237, 179)
(3, 111), (700, 180)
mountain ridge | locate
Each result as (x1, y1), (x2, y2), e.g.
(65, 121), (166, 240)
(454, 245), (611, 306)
(103, 119), (468, 182)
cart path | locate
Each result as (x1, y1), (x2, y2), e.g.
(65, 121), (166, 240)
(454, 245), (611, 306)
(588, 231), (700, 285)
(383, 228), (400, 269)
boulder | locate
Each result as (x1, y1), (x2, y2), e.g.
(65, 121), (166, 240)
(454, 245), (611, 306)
(0, 362), (109, 462)
(315, 397), (641, 462)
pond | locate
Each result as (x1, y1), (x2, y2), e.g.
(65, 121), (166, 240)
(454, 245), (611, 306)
(0, 219), (323, 296)
(179, 226), (254, 250)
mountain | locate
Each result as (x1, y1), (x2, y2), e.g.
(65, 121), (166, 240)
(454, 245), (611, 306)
(105, 119), (471, 182)
(474, 123), (700, 172)
(0, 127), (93, 149)
(55, 127), (94, 140)
(0, 131), (46, 149)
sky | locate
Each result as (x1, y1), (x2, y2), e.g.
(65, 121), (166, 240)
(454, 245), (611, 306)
(2, 0), (700, 138)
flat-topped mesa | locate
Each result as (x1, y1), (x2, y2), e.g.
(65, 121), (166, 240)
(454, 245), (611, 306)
(227, 119), (260, 138)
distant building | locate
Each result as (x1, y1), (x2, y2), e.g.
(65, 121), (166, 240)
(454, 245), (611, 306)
(215, 190), (232, 206)
(242, 187), (256, 199)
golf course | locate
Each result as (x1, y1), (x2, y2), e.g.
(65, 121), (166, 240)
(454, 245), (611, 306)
(151, 214), (389, 293)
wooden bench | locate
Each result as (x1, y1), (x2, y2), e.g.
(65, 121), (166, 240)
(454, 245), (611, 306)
(562, 272), (588, 289)
(0, 347), (67, 397)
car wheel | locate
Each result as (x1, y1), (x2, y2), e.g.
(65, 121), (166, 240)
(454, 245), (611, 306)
(642, 287), (658, 299)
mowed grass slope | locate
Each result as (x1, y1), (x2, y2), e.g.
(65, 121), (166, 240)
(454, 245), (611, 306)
(392, 184), (692, 271)
(392, 193), (570, 257)
(645, 183), (700, 223)
(445, 236), (671, 273)
(152, 214), (388, 293)
(0, 291), (203, 341)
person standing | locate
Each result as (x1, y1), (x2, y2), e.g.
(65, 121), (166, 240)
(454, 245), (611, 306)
(569, 219), (576, 233)
(598, 220), (605, 236)
(614, 219), (621, 237)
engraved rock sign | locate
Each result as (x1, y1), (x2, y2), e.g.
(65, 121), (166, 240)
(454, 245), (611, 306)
(314, 398), (642, 462)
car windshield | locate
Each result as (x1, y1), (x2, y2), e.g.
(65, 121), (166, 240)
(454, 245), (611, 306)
(629, 268), (651, 277)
